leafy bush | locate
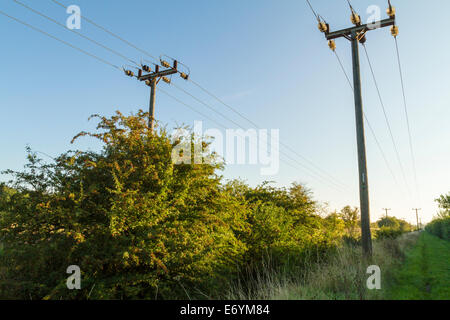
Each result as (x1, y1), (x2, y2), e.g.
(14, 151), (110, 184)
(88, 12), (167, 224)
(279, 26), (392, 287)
(375, 227), (405, 240)
(0, 111), (249, 299)
(0, 110), (349, 300)
(426, 217), (450, 240)
(375, 217), (412, 240)
(426, 193), (450, 241)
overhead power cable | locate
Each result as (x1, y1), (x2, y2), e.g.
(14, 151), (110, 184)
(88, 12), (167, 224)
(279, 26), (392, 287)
(166, 83), (347, 192)
(171, 82), (246, 130)
(13, 0), (139, 66)
(188, 79), (349, 190)
(49, 0), (159, 63)
(304, 0), (404, 193)
(333, 48), (401, 191)
(7, 0), (348, 192)
(362, 43), (411, 196)
(49, 0), (348, 191)
(305, 0), (319, 20)
(160, 87), (346, 193)
(1, 7), (345, 192)
(0, 9), (120, 70)
(394, 37), (420, 201)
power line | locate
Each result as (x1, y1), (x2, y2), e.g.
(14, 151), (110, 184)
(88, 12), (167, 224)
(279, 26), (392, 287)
(302, 0), (402, 197)
(50, 0), (348, 190)
(172, 82), (246, 130)
(13, 0), (139, 66)
(305, 0), (319, 20)
(0, 9), (120, 70)
(316, 2), (398, 257)
(394, 37), (420, 201)
(158, 87), (228, 130)
(166, 82), (347, 192)
(303, 0), (401, 194)
(160, 86), (346, 193)
(334, 50), (353, 89)
(188, 79), (349, 190)
(2, 8), (337, 191)
(364, 115), (400, 188)
(362, 43), (411, 196)
(11, 0), (349, 192)
(332, 48), (401, 190)
(49, 0), (158, 62)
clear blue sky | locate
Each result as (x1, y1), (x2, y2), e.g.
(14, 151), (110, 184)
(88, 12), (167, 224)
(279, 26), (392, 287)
(1, 0), (449, 224)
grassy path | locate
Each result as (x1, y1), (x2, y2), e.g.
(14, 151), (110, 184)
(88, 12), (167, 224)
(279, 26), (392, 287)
(386, 231), (450, 300)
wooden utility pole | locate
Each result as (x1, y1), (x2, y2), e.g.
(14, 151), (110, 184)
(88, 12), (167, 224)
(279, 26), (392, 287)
(124, 59), (183, 132)
(319, 5), (397, 258)
(413, 208), (421, 230)
(383, 208), (391, 218)
(148, 78), (157, 132)
(138, 62), (178, 132)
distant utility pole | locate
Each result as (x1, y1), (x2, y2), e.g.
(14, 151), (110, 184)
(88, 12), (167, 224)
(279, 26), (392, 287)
(383, 208), (391, 218)
(124, 59), (189, 132)
(413, 208), (422, 230)
(317, 3), (398, 258)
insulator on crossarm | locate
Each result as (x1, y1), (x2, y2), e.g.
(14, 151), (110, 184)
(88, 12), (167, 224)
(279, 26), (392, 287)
(161, 60), (171, 68)
(180, 72), (189, 80)
(142, 65), (151, 72)
(387, 6), (396, 18)
(328, 40), (336, 51)
(351, 12), (361, 26)
(124, 70), (134, 77)
(318, 21), (329, 33)
(391, 25), (399, 37)
(162, 76), (171, 84)
(387, 0), (396, 18)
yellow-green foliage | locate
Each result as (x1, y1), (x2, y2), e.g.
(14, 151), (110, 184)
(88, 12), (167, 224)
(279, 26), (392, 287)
(426, 194), (450, 240)
(426, 218), (450, 241)
(0, 111), (346, 300)
(226, 232), (420, 300)
(375, 217), (413, 240)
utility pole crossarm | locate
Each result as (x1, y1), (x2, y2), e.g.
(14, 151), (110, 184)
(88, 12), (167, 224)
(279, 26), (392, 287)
(138, 68), (178, 82)
(325, 18), (396, 40)
(123, 58), (183, 133)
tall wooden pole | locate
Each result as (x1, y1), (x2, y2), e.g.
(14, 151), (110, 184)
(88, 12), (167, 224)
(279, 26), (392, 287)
(149, 78), (156, 132)
(351, 30), (372, 258)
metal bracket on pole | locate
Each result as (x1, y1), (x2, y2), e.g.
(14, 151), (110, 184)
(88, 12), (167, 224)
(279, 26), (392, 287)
(325, 18), (396, 41)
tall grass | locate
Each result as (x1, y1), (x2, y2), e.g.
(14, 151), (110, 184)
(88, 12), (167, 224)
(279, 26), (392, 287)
(224, 232), (419, 300)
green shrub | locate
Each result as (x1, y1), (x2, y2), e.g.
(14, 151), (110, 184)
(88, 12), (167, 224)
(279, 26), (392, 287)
(375, 227), (405, 240)
(374, 217), (412, 240)
(426, 193), (450, 240)
(426, 217), (450, 240)
(0, 111), (249, 299)
(0, 110), (348, 300)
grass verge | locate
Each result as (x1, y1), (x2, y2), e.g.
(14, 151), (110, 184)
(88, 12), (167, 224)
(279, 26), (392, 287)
(224, 232), (420, 300)
(386, 231), (450, 300)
